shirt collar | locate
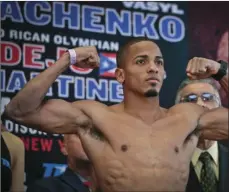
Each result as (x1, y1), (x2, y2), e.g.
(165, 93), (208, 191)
(192, 141), (218, 166)
(75, 173), (88, 183)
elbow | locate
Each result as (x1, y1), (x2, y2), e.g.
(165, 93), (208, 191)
(4, 102), (25, 122)
(4, 103), (16, 119)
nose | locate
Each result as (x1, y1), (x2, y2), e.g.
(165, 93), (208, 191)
(147, 61), (159, 73)
(196, 97), (205, 107)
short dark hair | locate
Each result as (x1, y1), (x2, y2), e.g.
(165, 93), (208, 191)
(116, 37), (154, 68)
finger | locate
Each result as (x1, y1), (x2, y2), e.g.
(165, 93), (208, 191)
(187, 71), (195, 79)
(188, 74), (198, 80)
(193, 57), (200, 75)
(189, 58), (197, 74)
(93, 53), (100, 67)
(95, 54), (100, 67)
(194, 57), (206, 75)
(198, 62), (207, 72)
(92, 46), (98, 54)
(77, 60), (87, 68)
(186, 72), (192, 77)
(89, 53), (99, 66)
(87, 60), (98, 68)
(186, 59), (193, 72)
(197, 58), (208, 73)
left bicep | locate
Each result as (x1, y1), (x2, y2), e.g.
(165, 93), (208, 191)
(198, 107), (228, 140)
(168, 103), (205, 141)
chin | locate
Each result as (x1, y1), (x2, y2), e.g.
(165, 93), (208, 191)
(144, 89), (159, 97)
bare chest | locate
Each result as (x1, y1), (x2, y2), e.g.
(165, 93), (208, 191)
(82, 115), (196, 191)
(86, 113), (197, 162)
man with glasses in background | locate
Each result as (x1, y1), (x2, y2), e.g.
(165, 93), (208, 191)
(175, 58), (228, 192)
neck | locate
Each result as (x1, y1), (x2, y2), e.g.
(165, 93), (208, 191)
(123, 90), (163, 124)
(197, 139), (215, 150)
(68, 159), (92, 180)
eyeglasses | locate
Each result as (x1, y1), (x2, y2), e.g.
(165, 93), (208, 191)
(180, 92), (219, 103)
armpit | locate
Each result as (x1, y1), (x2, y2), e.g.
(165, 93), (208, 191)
(89, 127), (105, 141)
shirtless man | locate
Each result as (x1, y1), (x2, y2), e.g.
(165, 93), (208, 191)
(4, 38), (228, 192)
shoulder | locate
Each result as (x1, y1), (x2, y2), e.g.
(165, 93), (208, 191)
(109, 103), (124, 112)
(72, 100), (113, 116)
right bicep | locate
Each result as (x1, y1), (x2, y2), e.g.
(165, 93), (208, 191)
(12, 99), (92, 134)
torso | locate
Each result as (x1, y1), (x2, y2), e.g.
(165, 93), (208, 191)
(78, 103), (199, 192)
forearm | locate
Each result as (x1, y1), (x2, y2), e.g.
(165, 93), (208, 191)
(5, 53), (70, 117)
(198, 107), (228, 140)
(219, 74), (228, 96)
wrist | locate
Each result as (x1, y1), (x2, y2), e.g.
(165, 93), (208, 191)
(211, 61), (221, 75)
(67, 49), (77, 65)
(211, 60), (228, 81)
(59, 52), (71, 66)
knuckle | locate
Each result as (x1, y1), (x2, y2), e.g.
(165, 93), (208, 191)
(92, 46), (97, 52)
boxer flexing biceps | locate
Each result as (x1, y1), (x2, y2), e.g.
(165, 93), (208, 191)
(5, 38), (228, 192)
(186, 57), (228, 140)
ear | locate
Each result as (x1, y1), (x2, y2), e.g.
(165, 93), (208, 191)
(163, 71), (167, 80)
(60, 144), (68, 156)
(115, 68), (125, 84)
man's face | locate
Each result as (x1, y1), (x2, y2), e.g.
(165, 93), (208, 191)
(179, 82), (220, 109)
(116, 41), (165, 97)
(62, 134), (88, 161)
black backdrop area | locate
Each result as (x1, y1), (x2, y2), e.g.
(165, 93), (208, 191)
(0, 1), (228, 190)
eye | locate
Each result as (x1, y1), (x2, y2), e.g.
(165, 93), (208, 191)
(136, 59), (146, 65)
(202, 93), (214, 101)
(155, 60), (164, 66)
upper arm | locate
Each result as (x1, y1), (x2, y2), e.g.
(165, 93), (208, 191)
(6, 99), (94, 134)
(169, 103), (206, 121)
(168, 103), (206, 139)
(170, 103), (228, 141)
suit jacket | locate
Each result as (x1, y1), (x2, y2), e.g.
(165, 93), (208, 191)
(26, 168), (90, 192)
(186, 144), (228, 192)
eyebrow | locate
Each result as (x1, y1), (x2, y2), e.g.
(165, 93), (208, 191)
(182, 92), (215, 97)
(133, 54), (148, 60)
(183, 92), (196, 96)
(133, 55), (163, 60)
(155, 56), (163, 60)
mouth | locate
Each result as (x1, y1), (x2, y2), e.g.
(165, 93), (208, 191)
(146, 77), (160, 83)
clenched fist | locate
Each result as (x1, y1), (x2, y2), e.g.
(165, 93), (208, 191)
(186, 57), (220, 80)
(69, 46), (100, 68)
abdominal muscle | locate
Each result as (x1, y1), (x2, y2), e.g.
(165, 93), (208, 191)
(80, 108), (198, 192)
(93, 146), (190, 192)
